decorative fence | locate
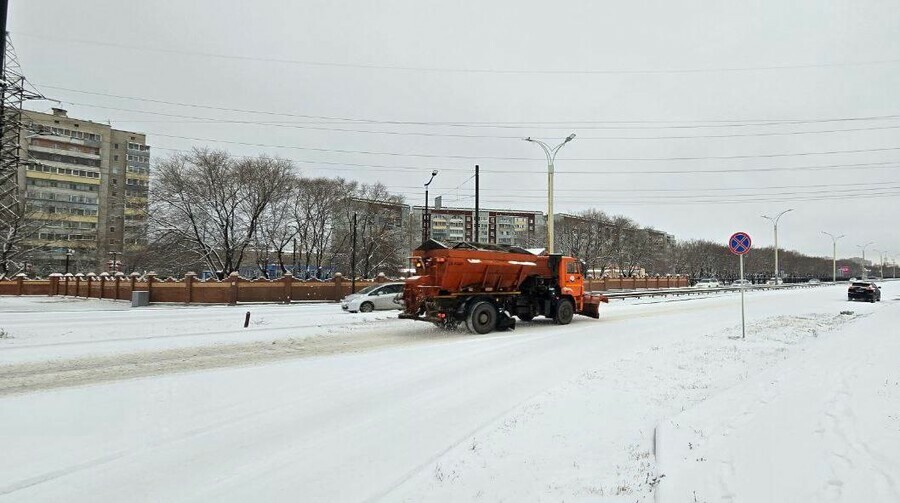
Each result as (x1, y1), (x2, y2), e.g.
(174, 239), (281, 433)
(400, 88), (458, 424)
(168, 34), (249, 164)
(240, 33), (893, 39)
(0, 272), (689, 305)
(585, 276), (688, 291)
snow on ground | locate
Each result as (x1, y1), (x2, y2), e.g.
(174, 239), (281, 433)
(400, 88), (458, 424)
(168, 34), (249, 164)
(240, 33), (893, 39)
(0, 297), (403, 365)
(0, 283), (896, 502)
(656, 292), (900, 502)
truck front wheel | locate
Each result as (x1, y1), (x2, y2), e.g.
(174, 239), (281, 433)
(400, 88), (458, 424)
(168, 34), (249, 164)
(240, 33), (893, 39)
(555, 299), (574, 325)
(466, 301), (497, 334)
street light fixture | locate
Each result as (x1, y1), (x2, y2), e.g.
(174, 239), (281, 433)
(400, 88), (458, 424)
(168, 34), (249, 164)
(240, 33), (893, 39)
(873, 248), (886, 279)
(761, 208), (793, 281)
(821, 231), (844, 282)
(856, 241), (874, 279)
(64, 248), (75, 275)
(524, 133), (576, 253)
(423, 170), (438, 242)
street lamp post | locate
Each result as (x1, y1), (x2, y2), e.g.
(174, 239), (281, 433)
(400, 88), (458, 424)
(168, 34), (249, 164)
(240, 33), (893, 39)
(856, 241), (874, 279)
(821, 231), (844, 282)
(423, 170), (438, 242)
(524, 134), (576, 253)
(873, 248), (886, 279)
(64, 248), (74, 275)
(761, 209), (793, 282)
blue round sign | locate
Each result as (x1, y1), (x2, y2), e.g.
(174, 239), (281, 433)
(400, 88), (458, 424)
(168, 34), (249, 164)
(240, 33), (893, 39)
(729, 232), (752, 255)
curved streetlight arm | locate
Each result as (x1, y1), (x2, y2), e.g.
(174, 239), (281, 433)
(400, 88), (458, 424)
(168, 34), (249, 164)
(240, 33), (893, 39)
(523, 134), (576, 253)
(524, 134), (576, 164)
(821, 231), (845, 242)
(762, 208), (794, 226)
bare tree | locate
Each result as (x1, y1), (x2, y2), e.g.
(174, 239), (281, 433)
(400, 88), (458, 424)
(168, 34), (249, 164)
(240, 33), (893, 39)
(333, 183), (406, 278)
(293, 177), (351, 278)
(252, 183), (299, 278)
(151, 148), (294, 277)
(0, 196), (58, 278)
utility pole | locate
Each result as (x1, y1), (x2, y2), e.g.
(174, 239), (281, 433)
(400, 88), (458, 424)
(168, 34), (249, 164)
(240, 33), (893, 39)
(762, 209), (793, 282)
(351, 213), (357, 294)
(423, 170), (438, 242)
(474, 164), (480, 243)
(292, 237), (297, 276)
(523, 134), (576, 253)
(857, 241), (873, 279)
(822, 231), (844, 282)
(64, 248), (74, 275)
(874, 248), (886, 279)
(1, 0), (7, 74)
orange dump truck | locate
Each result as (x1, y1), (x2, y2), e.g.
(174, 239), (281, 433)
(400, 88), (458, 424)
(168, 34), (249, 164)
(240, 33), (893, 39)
(399, 240), (608, 334)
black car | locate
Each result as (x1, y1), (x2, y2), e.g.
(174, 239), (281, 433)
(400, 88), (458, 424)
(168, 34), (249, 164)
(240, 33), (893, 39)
(847, 281), (881, 303)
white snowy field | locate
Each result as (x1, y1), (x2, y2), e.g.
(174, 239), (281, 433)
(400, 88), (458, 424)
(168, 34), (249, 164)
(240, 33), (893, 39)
(0, 297), (402, 365)
(0, 283), (896, 502)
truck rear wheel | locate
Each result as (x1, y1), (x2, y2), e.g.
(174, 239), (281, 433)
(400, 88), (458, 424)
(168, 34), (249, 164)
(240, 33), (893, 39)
(466, 301), (497, 334)
(555, 299), (574, 325)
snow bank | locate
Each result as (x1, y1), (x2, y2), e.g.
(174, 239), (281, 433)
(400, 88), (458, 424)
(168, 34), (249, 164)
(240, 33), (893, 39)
(656, 294), (900, 502)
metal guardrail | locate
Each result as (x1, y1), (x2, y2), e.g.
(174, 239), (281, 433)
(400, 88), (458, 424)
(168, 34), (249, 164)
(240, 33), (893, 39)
(596, 281), (832, 300)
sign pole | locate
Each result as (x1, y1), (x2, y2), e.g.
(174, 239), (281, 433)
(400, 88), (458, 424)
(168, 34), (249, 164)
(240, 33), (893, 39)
(740, 253), (746, 339)
(729, 231), (752, 340)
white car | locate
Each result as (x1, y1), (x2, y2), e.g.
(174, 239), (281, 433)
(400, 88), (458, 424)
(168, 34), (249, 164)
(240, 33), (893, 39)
(694, 278), (721, 288)
(341, 282), (406, 313)
(765, 278), (784, 285)
(732, 279), (752, 288)
(808, 278), (821, 285)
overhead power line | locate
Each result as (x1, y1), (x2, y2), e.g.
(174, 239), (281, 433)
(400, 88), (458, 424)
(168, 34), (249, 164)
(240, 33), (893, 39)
(392, 184), (900, 202)
(16, 31), (900, 75)
(401, 189), (900, 206)
(147, 143), (900, 175)
(34, 83), (900, 130)
(138, 131), (900, 162)
(394, 180), (900, 194)
(52, 99), (900, 141)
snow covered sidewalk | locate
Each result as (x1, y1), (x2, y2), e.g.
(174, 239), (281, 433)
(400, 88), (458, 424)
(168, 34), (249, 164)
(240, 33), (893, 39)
(656, 291), (900, 502)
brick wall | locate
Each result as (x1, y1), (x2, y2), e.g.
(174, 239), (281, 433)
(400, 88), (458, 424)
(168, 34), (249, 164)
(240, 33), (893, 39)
(0, 273), (688, 304)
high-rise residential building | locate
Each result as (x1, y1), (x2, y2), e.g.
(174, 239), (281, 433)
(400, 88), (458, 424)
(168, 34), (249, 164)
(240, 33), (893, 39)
(411, 203), (544, 248)
(18, 108), (149, 273)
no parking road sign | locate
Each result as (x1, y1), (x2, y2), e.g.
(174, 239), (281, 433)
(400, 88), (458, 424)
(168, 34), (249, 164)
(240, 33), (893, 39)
(728, 231), (752, 339)
(729, 232), (752, 255)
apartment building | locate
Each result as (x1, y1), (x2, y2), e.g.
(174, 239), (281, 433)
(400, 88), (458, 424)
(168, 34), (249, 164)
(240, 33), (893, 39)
(19, 108), (149, 273)
(411, 203), (543, 248)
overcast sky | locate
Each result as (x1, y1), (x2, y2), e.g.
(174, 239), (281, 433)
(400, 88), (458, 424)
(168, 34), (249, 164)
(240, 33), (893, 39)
(11, 0), (900, 261)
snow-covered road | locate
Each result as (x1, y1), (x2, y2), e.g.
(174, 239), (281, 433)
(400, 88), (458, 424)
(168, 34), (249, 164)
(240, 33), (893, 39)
(0, 283), (896, 502)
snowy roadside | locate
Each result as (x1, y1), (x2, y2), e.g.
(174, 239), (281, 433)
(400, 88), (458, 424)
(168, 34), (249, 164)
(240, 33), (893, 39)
(656, 294), (900, 502)
(386, 286), (895, 502)
(0, 298), (405, 365)
(0, 287), (814, 365)
(0, 284), (890, 502)
(0, 288), (808, 395)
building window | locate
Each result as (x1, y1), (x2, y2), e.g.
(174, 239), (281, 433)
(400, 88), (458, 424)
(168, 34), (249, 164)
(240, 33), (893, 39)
(114, 155), (118, 161)
(114, 143), (119, 149)
(110, 227), (116, 232)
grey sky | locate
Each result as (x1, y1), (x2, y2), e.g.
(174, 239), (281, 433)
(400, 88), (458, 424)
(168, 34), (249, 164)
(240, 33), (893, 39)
(11, 0), (900, 261)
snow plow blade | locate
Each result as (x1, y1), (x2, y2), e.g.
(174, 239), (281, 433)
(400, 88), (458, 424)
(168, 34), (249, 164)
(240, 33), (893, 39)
(579, 294), (609, 319)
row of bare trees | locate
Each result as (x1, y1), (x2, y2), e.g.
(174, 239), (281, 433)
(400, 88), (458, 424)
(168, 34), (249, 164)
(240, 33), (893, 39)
(671, 239), (871, 281)
(554, 209), (672, 277)
(145, 148), (407, 279)
(6, 147), (881, 281)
